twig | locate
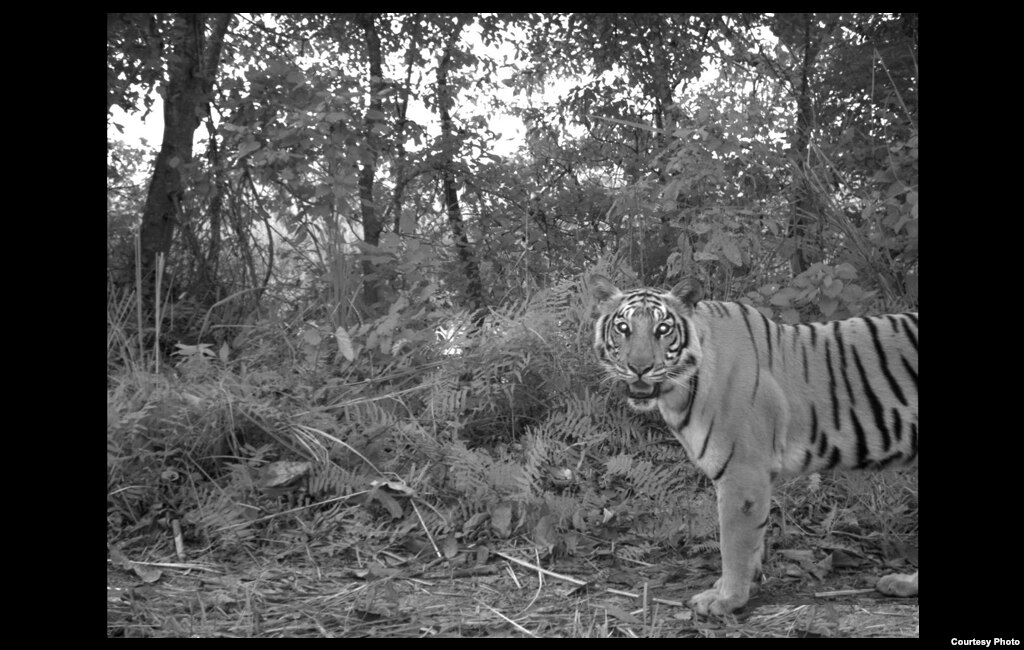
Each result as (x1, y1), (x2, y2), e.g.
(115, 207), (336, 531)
(814, 587), (876, 598)
(171, 519), (185, 561)
(604, 588), (684, 608)
(492, 551), (586, 586)
(492, 551), (686, 608)
(411, 500), (442, 559)
(478, 601), (538, 638)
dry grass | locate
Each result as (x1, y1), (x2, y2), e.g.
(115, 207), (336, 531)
(107, 546), (918, 638)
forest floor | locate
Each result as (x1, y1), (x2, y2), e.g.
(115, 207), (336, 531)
(106, 541), (918, 638)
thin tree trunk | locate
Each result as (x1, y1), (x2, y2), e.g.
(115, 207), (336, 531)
(436, 17), (486, 323)
(390, 19), (420, 236)
(788, 14), (814, 276)
(786, 13), (836, 277)
(355, 13), (386, 309)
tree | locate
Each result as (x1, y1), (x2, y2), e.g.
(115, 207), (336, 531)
(108, 12), (918, 351)
(129, 13), (232, 311)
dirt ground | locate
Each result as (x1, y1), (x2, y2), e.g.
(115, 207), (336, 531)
(107, 552), (918, 638)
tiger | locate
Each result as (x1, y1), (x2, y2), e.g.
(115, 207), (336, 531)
(589, 274), (918, 616)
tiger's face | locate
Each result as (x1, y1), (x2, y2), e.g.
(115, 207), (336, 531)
(590, 275), (703, 412)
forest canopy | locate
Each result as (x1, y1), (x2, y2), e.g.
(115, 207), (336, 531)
(107, 12), (917, 340)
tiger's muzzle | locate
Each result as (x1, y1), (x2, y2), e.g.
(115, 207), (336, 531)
(625, 380), (661, 401)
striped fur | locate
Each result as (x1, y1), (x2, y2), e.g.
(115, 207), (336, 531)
(590, 275), (918, 616)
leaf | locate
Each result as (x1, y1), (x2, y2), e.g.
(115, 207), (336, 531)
(109, 546), (131, 570)
(661, 178), (683, 205)
(370, 488), (404, 519)
(369, 478), (414, 496)
(835, 263), (858, 280)
(665, 250), (682, 278)
(475, 546), (490, 564)
(770, 288), (797, 307)
(441, 535), (459, 559)
(491, 503), (513, 538)
(533, 515), (558, 550)
(133, 563), (162, 583)
(366, 563), (400, 579)
(259, 461), (311, 488)
(236, 140), (261, 159)
(603, 604), (641, 625)
(819, 297), (838, 317)
(302, 328), (322, 346)
(721, 239), (742, 266)
(823, 279), (844, 298)
(463, 512), (489, 535)
(334, 326), (356, 362)
(182, 391), (203, 408)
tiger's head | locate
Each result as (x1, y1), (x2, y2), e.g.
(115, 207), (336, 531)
(589, 275), (704, 412)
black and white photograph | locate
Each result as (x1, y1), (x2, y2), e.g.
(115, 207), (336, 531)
(107, 13), (920, 638)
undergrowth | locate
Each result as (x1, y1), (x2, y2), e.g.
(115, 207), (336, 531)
(107, 273), (916, 587)
(107, 275), (716, 569)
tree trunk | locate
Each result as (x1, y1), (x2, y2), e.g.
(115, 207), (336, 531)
(787, 14), (814, 276)
(391, 19), (421, 236)
(137, 12), (230, 310)
(783, 13), (836, 277)
(436, 17), (486, 324)
(355, 14), (386, 310)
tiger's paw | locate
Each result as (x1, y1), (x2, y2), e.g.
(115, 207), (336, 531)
(689, 582), (749, 617)
(876, 571), (918, 597)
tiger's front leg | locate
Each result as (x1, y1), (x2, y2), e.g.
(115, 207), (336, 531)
(690, 465), (772, 617)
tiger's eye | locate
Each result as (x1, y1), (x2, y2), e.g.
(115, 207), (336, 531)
(655, 323), (671, 336)
(615, 322), (630, 334)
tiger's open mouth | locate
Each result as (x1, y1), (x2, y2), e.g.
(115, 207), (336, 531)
(625, 381), (661, 401)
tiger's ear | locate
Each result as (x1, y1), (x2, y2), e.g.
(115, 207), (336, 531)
(589, 274), (621, 303)
(670, 277), (704, 307)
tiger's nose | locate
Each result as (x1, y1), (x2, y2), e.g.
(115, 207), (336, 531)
(628, 363), (653, 378)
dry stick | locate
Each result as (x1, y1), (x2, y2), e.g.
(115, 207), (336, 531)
(493, 551), (586, 586)
(134, 232), (144, 363)
(478, 601), (538, 638)
(492, 551), (685, 608)
(171, 519), (185, 561)
(410, 500), (443, 559)
(196, 286), (263, 343)
(127, 561), (221, 572)
(642, 582), (649, 629)
(154, 252), (164, 372)
(520, 547), (545, 614)
(814, 588), (876, 598)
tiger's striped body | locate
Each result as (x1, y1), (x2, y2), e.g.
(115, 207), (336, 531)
(590, 275), (918, 616)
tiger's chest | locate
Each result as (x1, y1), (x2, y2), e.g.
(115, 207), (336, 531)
(659, 399), (735, 480)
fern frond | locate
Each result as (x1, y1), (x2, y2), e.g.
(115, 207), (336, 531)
(690, 540), (721, 555)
